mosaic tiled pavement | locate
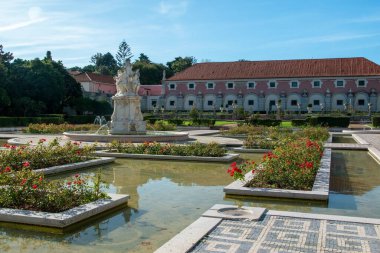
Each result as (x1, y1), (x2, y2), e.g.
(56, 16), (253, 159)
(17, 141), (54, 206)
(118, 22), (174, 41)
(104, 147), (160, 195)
(190, 215), (380, 253)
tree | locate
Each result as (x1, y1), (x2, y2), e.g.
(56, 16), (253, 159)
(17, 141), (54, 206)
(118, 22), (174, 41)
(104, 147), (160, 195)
(116, 40), (133, 68)
(167, 56), (196, 73)
(133, 54), (168, 85)
(137, 53), (151, 64)
(0, 45), (14, 65)
(90, 52), (118, 76)
(45, 51), (52, 61)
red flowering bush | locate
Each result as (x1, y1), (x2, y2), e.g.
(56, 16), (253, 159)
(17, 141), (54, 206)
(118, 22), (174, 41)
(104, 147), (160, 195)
(0, 168), (108, 212)
(108, 141), (226, 157)
(228, 138), (324, 190)
(1, 139), (94, 171)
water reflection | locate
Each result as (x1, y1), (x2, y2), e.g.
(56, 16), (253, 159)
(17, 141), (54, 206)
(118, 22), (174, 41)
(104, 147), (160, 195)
(1, 151), (380, 253)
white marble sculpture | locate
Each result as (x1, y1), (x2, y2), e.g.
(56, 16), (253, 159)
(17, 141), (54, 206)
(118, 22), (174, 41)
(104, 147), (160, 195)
(109, 60), (146, 135)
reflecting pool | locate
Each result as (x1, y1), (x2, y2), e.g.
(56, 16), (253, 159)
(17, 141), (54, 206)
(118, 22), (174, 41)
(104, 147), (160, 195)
(0, 150), (379, 253)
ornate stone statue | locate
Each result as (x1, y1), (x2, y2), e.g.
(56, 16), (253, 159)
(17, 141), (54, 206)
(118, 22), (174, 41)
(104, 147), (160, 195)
(109, 60), (146, 135)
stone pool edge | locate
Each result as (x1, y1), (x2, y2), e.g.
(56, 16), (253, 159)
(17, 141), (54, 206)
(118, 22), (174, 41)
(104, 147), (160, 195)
(34, 157), (116, 175)
(94, 151), (239, 162)
(223, 148), (332, 200)
(0, 193), (129, 228)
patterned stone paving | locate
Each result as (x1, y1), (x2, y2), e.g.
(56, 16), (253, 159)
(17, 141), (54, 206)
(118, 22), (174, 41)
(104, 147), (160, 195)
(190, 215), (380, 253)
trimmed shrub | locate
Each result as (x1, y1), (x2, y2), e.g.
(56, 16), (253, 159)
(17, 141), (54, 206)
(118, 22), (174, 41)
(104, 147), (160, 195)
(0, 117), (64, 127)
(65, 115), (110, 124)
(372, 116), (380, 127)
(291, 119), (309, 126)
(308, 116), (350, 127)
(246, 118), (281, 126)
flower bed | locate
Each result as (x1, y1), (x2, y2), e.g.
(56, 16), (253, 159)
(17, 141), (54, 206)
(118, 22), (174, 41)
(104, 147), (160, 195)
(24, 123), (99, 134)
(228, 138), (324, 190)
(243, 126), (329, 149)
(1, 139), (94, 171)
(0, 168), (109, 213)
(107, 141), (226, 157)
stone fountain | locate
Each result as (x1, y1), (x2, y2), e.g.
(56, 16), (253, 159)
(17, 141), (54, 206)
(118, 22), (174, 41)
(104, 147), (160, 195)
(63, 61), (188, 143)
(109, 61), (146, 135)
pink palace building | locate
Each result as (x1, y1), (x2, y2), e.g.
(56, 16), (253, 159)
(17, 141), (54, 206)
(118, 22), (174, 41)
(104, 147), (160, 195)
(159, 57), (380, 113)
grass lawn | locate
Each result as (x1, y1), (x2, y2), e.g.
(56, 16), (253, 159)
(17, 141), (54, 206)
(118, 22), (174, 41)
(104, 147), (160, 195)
(214, 120), (240, 126)
(280, 121), (292, 128)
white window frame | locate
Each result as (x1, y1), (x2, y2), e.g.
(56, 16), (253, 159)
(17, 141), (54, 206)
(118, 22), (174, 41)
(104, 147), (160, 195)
(267, 80), (278, 89)
(226, 82), (235, 89)
(334, 79), (346, 88)
(206, 82), (215, 90)
(289, 80), (299, 89)
(356, 79), (368, 88)
(169, 83), (176, 90)
(312, 80), (322, 88)
(247, 99), (254, 106)
(247, 81), (256, 89)
(187, 82), (196, 90)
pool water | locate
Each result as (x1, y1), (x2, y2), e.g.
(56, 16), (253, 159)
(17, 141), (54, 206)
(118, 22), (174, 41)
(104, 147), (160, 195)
(0, 150), (380, 252)
(332, 135), (357, 143)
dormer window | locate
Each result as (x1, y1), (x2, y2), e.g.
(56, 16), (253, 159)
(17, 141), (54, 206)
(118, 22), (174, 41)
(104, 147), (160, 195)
(188, 83), (195, 90)
(357, 79), (367, 87)
(268, 80), (277, 88)
(247, 82), (256, 89)
(312, 80), (322, 88)
(290, 81), (299, 88)
(226, 82), (234, 89)
(206, 82), (215, 89)
(335, 80), (345, 88)
(169, 83), (176, 90)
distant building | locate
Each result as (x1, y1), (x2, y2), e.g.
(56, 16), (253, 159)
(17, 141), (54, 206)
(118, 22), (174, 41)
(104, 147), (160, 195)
(70, 72), (116, 104)
(69, 71), (162, 110)
(160, 57), (380, 113)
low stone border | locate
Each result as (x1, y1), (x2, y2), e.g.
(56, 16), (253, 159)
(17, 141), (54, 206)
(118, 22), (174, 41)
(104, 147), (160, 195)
(0, 193), (129, 228)
(34, 157), (115, 175)
(231, 147), (271, 153)
(63, 131), (189, 143)
(223, 148), (332, 200)
(94, 151), (239, 162)
(352, 134), (370, 145)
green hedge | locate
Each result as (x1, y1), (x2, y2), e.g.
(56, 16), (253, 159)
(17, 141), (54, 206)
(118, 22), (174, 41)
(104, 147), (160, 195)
(246, 118), (281, 126)
(372, 117), (380, 127)
(64, 115), (110, 124)
(308, 116), (350, 127)
(291, 119), (309, 126)
(192, 119), (216, 126)
(0, 117), (64, 127)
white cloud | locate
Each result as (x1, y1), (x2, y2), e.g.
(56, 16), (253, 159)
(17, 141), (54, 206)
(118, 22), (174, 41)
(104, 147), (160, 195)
(157, 1), (188, 16)
(0, 6), (47, 32)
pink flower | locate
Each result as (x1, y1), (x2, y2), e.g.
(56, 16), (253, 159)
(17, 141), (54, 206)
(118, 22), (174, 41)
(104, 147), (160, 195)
(22, 161), (30, 167)
(32, 184), (38, 189)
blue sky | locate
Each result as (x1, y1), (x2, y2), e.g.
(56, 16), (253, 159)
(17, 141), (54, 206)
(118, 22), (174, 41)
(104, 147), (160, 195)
(1, 0), (380, 67)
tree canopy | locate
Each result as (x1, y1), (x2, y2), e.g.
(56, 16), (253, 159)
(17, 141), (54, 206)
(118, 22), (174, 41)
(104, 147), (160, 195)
(116, 40), (133, 68)
(166, 56), (196, 74)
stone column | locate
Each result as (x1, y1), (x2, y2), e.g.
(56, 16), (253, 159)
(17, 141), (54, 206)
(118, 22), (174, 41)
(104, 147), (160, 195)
(325, 89), (331, 112)
(177, 93), (184, 111)
(237, 91), (243, 108)
(280, 92), (287, 111)
(301, 90), (308, 112)
(216, 91), (223, 108)
(196, 91), (203, 110)
(370, 89), (377, 112)
(141, 96), (147, 112)
(258, 91), (265, 111)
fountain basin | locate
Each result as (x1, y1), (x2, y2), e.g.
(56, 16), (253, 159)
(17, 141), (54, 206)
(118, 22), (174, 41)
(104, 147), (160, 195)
(63, 131), (189, 143)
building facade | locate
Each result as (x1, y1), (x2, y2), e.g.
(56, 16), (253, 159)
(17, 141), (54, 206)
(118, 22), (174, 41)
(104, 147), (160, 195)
(70, 72), (117, 104)
(159, 57), (380, 113)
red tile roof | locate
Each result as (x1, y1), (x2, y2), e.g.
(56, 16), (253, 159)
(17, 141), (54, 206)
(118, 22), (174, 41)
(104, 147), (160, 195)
(138, 85), (161, 96)
(167, 57), (380, 81)
(71, 72), (115, 84)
